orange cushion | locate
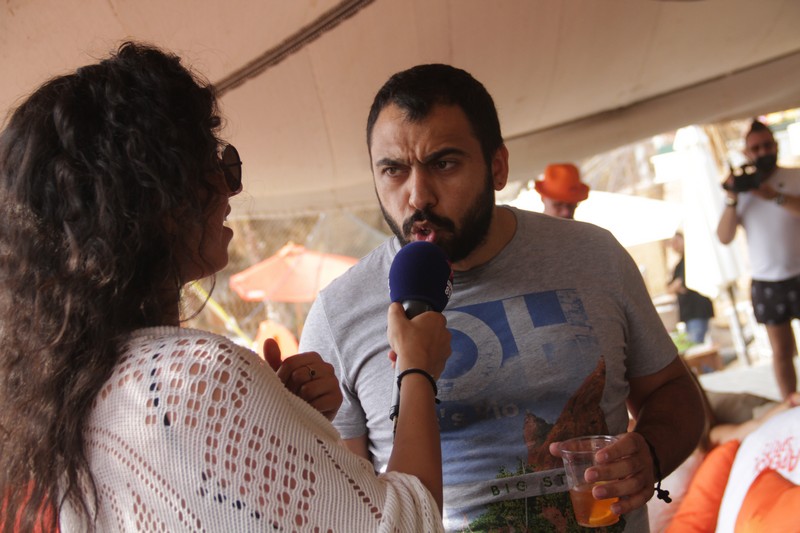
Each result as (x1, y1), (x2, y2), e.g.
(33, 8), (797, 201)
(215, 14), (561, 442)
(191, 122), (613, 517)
(665, 439), (740, 533)
(734, 469), (800, 533)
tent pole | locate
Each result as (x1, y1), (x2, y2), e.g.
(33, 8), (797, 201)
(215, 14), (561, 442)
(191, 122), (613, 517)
(725, 284), (751, 366)
(189, 283), (254, 347)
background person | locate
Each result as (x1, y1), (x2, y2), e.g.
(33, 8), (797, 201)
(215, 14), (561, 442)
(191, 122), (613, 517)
(0, 42), (451, 532)
(535, 162), (590, 219)
(667, 231), (715, 345)
(300, 63), (705, 532)
(717, 119), (800, 401)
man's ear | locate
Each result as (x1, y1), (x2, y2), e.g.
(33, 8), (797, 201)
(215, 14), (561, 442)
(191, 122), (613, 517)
(491, 144), (509, 191)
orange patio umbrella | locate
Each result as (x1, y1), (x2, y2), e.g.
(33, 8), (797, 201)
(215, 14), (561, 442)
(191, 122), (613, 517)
(229, 242), (358, 303)
(253, 319), (299, 361)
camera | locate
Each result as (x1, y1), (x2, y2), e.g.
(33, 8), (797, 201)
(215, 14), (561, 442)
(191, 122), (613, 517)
(723, 164), (763, 193)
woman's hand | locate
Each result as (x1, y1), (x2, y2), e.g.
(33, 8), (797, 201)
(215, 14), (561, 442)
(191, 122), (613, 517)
(386, 302), (451, 378)
(385, 302), (451, 512)
(264, 338), (343, 421)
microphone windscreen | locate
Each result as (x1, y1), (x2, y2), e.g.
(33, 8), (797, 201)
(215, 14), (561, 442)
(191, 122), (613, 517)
(389, 241), (453, 312)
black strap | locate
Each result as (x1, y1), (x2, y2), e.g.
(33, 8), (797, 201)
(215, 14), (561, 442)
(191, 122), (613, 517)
(638, 433), (672, 503)
(389, 368), (440, 422)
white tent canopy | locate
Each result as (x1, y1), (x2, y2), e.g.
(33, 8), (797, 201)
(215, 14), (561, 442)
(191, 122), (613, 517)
(3, 0), (800, 219)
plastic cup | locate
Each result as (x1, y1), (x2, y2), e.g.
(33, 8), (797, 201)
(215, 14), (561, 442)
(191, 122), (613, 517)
(558, 435), (620, 528)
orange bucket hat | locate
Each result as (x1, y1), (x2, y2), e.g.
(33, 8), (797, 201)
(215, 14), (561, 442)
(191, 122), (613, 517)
(534, 163), (589, 203)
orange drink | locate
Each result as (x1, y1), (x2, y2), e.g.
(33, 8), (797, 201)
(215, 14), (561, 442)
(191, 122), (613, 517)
(568, 483), (619, 528)
(558, 435), (621, 529)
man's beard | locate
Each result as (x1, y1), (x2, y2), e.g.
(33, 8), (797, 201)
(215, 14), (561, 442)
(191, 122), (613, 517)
(754, 153), (778, 174)
(378, 172), (495, 263)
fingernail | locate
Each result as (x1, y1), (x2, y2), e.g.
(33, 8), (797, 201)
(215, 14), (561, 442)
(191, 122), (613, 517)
(593, 486), (607, 499)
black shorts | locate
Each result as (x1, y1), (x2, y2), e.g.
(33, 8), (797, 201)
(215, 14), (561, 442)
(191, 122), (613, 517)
(751, 274), (800, 325)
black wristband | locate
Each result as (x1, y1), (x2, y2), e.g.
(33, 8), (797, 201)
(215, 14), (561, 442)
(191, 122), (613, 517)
(638, 433), (672, 503)
(396, 368), (440, 405)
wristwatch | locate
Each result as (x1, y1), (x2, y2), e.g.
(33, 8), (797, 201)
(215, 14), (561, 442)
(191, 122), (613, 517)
(725, 196), (738, 207)
(775, 193), (786, 206)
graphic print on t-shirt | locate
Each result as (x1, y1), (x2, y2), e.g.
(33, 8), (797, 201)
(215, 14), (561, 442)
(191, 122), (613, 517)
(437, 289), (624, 532)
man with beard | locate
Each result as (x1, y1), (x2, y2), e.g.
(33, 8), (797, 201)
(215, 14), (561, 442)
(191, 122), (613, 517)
(717, 120), (800, 401)
(299, 64), (704, 532)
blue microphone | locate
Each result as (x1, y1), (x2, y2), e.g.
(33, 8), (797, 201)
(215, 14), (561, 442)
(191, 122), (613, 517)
(388, 241), (453, 428)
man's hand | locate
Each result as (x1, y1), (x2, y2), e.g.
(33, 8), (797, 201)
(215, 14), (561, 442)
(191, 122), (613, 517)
(720, 172), (737, 193)
(263, 338), (343, 421)
(549, 431), (656, 516)
(718, 174), (740, 244)
(752, 182), (778, 201)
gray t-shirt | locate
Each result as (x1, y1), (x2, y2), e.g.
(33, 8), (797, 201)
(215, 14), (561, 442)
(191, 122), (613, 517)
(300, 206), (676, 532)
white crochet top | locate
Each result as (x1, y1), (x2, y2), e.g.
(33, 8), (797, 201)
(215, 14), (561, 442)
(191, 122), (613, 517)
(59, 327), (442, 532)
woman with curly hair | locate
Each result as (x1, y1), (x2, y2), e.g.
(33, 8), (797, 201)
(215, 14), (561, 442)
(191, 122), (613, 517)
(0, 42), (451, 532)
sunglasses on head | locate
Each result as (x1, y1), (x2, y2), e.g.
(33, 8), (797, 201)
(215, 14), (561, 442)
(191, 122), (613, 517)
(218, 144), (242, 193)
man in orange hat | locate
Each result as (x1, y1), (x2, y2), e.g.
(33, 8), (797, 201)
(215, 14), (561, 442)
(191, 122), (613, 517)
(535, 163), (590, 219)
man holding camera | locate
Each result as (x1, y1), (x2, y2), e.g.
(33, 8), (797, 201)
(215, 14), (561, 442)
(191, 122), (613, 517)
(717, 119), (800, 400)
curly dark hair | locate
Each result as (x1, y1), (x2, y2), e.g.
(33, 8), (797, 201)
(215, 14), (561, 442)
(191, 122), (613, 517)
(0, 42), (223, 531)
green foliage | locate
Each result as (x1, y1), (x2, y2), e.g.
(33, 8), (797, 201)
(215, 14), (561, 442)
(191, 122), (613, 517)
(670, 330), (695, 354)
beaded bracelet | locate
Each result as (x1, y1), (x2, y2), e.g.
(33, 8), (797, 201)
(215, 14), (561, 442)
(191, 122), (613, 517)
(638, 432), (672, 503)
(397, 368), (440, 404)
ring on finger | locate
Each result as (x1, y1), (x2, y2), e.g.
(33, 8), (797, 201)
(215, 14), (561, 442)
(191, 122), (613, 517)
(304, 365), (317, 380)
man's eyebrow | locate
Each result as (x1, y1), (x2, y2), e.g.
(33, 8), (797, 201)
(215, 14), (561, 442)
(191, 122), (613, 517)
(374, 147), (467, 168)
(374, 156), (405, 168)
(421, 147), (467, 165)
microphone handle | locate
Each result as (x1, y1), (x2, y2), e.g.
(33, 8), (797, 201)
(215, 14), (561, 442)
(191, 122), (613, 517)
(402, 300), (433, 319)
(390, 299), (434, 437)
